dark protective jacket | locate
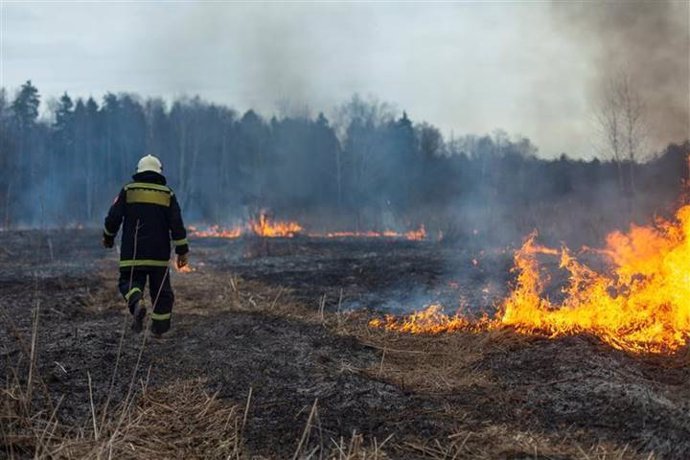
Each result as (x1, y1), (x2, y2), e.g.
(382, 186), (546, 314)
(104, 171), (189, 269)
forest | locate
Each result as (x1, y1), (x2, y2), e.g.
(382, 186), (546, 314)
(1, 80), (687, 246)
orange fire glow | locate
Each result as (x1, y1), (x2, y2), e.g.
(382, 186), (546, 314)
(311, 225), (427, 241)
(188, 214), (303, 239)
(370, 205), (690, 354)
(189, 225), (242, 239)
(249, 213), (303, 238)
(173, 263), (196, 273)
(405, 225), (427, 241)
(191, 222), (429, 240)
(369, 304), (475, 334)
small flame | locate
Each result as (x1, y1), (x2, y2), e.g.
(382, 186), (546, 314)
(405, 225), (427, 241)
(190, 221), (427, 241)
(312, 225), (427, 241)
(250, 212), (303, 238)
(174, 263), (195, 273)
(370, 304), (474, 334)
(188, 214), (303, 239)
(189, 225), (242, 239)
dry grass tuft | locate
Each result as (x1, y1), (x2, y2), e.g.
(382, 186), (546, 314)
(399, 424), (646, 460)
(326, 431), (392, 460)
(32, 379), (243, 459)
(1, 369), (62, 458)
(333, 315), (518, 393)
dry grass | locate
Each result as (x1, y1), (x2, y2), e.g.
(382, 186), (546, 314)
(398, 425), (649, 460)
(289, 398), (393, 460)
(1, 269), (247, 460)
(2, 375), (244, 459)
(55, 378), (243, 459)
(329, 315), (658, 460)
(95, 266), (314, 322)
(1, 303), (245, 459)
(326, 432), (392, 460)
(331, 311), (535, 393)
(2, 270), (395, 459)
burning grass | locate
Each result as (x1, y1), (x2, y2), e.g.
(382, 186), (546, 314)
(189, 211), (302, 239)
(309, 225), (428, 241)
(369, 204), (690, 354)
(189, 215), (429, 242)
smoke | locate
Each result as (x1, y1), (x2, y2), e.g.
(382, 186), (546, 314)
(552, 1), (690, 148)
(141, 4), (365, 116)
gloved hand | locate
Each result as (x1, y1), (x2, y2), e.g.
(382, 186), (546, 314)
(102, 234), (114, 248)
(176, 253), (189, 269)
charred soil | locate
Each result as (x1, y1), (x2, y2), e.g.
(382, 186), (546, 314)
(2, 230), (690, 459)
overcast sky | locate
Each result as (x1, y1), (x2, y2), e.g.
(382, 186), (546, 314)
(0, 2), (682, 159)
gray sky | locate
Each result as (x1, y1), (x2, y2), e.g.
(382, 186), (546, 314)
(0, 1), (678, 159)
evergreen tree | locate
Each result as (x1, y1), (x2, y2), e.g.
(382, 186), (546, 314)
(11, 80), (40, 130)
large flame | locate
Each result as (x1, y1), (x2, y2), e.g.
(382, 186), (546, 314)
(370, 205), (690, 354)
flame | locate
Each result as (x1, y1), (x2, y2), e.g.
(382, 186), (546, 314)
(174, 263), (196, 273)
(190, 221), (427, 241)
(311, 225), (427, 241)
(189, 225), (242, 239)
(405, 225), (427, 241)
(318, 231), (381, 238)
(370, 304), (473, 334)
(370, 205), (690, 354)
(249, 213), (303, 238)
(188, 214), (303, 239)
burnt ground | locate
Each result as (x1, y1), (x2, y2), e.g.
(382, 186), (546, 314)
(2, 229), (690, 459)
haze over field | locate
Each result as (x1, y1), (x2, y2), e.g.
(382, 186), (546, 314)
(3, 2), (688, 158)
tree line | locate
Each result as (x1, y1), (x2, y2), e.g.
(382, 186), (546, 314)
(1, 80), (687, 246)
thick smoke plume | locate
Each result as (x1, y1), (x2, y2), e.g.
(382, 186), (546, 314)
(553, 1), (690, 148)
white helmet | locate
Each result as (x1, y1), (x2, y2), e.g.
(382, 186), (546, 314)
(136, 154), (162, 174)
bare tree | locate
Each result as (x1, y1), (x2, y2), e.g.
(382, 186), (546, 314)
(596, 77), (625, 192)
(595, 71), (647, 201)
(617, 73), (646, 195)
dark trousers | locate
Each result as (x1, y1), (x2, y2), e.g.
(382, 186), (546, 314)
(118, 267), (174, 334)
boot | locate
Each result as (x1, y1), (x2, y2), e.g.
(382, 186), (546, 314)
(131, 302), (147, 333)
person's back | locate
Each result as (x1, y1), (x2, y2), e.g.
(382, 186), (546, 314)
(103, 154), (189, 336)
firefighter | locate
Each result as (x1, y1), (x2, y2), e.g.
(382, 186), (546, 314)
(102, 154), (189, 336)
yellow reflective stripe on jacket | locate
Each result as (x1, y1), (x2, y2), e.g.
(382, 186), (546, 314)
(125, 287), (141, 301)
(151, 312), (171, 321)
(126, 189), (171, 207)
(119, 259), (170, 268)
(125, 182), (171, 193)
(173, 238), (188, 246)
(103, 227), (115, 236)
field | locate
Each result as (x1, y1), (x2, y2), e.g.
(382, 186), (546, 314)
(2, 230), (690, 459)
